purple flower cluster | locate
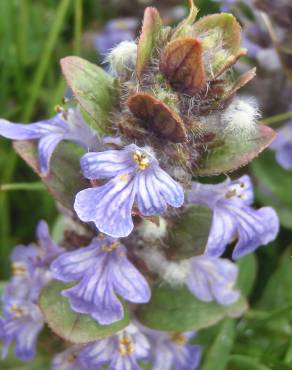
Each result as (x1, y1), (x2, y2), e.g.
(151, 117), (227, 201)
(0, 103), (279, 367)
(0, 7), (281, 366)
(0, 221), (63, 361)
(52, 323), (202, 370)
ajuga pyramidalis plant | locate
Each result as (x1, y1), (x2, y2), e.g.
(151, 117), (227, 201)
(0, 1), (279, 369)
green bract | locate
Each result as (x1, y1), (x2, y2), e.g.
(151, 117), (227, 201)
(39, 281), (130, 344)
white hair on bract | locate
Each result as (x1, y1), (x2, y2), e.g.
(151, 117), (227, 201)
(106, 40), (137, 77)
(221, 96), (261, 138)
(137, 217), (168, 242)
(137, 247), (191, 287)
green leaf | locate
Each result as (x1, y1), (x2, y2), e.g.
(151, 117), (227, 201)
(0, 353), (50, 370)
(237, 254), (257, 296)
(257, 246), (292, 310)
(193, 13), (246, 78)
(137, 285), (247, 332)
(136, 7), (163, 78)
(60, 56), (115, 132)
(228, 355), (272, 370)
(252, 150), (292, 229)
(166, 205), (212, 260)
(254, 181), (292, 230)
(172, 0), (198, 38)
(200, 320), (236, 370)
(251, 150), (292, 205)
(197, 125), (276, 176)
(13, 141), (88, 211)
(39, 281), (130, 344)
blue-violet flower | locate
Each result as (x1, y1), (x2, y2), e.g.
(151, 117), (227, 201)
(188, 175), (279, 259)
(51, 236), (151, 325)
(74, 144), (184, 238)
(187, 256), (240, 305)
(142, 327), (202, 370)
(0, 109), (99, 175)
(79, 323), (150, 370)
(0, 299), (44, 362)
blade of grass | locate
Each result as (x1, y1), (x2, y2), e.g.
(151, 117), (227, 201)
(0, 182), (45, 192)
(0, 0), (71, 278)
(228, 355), (272, 370)
(74, 0), (83, 55)
(22, 0), (71, 122)
(201, 320), (236, 370)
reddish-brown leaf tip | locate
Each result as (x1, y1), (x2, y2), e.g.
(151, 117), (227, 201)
(128, 92), (187, 143)
(159, 37), (206, 96)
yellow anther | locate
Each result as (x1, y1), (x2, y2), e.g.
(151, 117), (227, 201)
(67, 353), (77, 363)
(119, 335), (135, 356)
(132, 150), (150, 170)
(10, 305), (25, 319)
(54, 104), (63, 113)
(98, 233), (105, 240)
(12, 262), (27, 276)
(170, 332), (187, 346)
(225, 189), (237, 199)
(101, 242), (121, 253)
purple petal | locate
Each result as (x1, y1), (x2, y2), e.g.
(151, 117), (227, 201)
(274, 144), (292, 170)
(50, 244), (98, 282)
(38, 133), (64, 175)
(10, 244), (37, 265)
(0, 302), (43, 362)
(186, 259), (213, 302)
(80, 338), (114, 367)
(111, 249), (151, 304)
(152, 342), (174, 370)
(187, 257), (239, 305)
(205, 208), (236, 257)
(0, 119), (43, 140)
(62, 267), (124, 325)
(109, 354), (142, 370)
(175, 345), (202, 370)
(232, 206), (279, 259)
(74, 177), (136, 238)
(36, 220), (50, 242)
(80, 149), (135, 180)
(188, 181), (224, 207)
(136, 166), (184, 216)
(52, 346), (89, 370)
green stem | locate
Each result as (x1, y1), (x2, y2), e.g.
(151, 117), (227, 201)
(228, 355), (271, 370)
(22, 0), (71, 122)
(0, 182), (45, 192)
(245, 304), (292, 322)
(74, 0), (83, 55)
(263, 111), (292, 126)
(284, 337), (292, 364)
